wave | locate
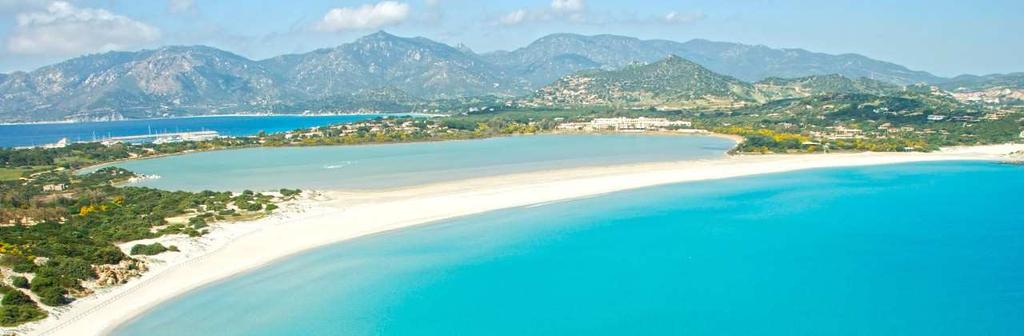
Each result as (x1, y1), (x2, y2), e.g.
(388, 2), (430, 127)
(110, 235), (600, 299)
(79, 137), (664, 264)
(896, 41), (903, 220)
(324, 161), (355, 169)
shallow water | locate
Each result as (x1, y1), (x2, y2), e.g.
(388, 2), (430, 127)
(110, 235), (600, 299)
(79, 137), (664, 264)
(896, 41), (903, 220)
(96, 134), (736, 191)
(114, 161), (1024, 335)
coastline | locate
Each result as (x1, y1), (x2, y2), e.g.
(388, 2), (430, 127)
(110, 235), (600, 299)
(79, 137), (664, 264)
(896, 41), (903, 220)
(0, 112), (414, 126)
(24, 144), (1024, 336)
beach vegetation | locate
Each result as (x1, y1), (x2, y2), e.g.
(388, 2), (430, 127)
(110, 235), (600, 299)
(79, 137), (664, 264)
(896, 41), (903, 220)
(10, 276), (29, 289)
(0, 163), (284, 317)
(0, 285), (46, 326)
(130, 243), (174, 256)
(279, 188), (302, 197)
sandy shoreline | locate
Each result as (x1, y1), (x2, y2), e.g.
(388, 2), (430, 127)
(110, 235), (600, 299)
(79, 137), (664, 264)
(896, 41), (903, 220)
(21, 144), (1024, 336)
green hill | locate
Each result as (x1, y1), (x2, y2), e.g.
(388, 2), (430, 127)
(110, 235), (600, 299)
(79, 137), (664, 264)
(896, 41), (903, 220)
(755, 74), (901, 99)
(530, 55), (760, 109)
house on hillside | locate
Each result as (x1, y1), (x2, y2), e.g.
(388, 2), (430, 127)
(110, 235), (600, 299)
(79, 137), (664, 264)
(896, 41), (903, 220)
(42, 184), (67, 192)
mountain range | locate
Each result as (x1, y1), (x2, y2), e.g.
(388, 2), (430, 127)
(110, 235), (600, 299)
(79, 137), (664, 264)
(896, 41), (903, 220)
(483, 34), (943, 87)
(0, 31), (1017, 123)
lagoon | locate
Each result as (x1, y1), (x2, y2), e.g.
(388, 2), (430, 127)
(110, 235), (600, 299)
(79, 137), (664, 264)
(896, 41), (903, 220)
(113, 161), (1024, 336)
(98, 134), (736, 191)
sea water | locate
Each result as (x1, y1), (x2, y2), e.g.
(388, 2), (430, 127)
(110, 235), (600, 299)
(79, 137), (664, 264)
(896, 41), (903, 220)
(94, 135), (736, 191)
(0, 115), (382, 148)
(113, 161), (1024, 335)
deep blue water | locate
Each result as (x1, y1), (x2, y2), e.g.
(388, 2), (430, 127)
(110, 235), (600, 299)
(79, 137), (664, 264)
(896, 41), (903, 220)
(0, 115), (381, 148)
(92, 135), (735, 191)
(114, 161), (1024, 335)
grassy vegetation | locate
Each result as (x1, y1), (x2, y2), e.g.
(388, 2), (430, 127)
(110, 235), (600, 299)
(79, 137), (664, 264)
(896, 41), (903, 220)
(0, 285), (47, 326)
(0, 166), (50, 182)
(130, 243), (178, 256)
(0, 168), (24, 182)
(0, 165), (283, 324)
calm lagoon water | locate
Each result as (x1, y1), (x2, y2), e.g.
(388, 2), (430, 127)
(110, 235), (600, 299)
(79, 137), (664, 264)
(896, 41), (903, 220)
(95, 135), (736, 191)
(114, 161), (1024, 336)
(0, 115), (381, 148)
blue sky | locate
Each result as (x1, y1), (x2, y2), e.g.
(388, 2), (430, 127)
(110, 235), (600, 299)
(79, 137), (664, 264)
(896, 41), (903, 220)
(0, 0), (1021, 77)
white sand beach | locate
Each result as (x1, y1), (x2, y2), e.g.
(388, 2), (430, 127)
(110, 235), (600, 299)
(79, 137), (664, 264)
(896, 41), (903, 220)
(22, 144), (1024, 336)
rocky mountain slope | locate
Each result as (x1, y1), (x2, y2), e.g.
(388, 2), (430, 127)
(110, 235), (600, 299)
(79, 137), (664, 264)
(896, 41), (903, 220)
(0, 46), (285, 122)
(260, 32), (526, 100)
(0, 31), (1016, 122)
(484, 34), (944, 86)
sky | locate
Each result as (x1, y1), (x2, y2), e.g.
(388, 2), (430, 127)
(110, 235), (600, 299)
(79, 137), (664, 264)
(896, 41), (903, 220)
(0, 0), (1021, 77)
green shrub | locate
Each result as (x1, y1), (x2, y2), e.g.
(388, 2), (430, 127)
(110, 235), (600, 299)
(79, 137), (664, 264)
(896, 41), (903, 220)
(1, 288), (34, 306)
(38, 257), (95, 281)
(11, 263), (33, 273)
(279, 188), (302, 197)
(130, 243), (170, 256)
(28, 276), (69, 306)
(0, 256), (35, 273)
(34, 287), (69, 306)
(0, 304), (47, 327)
(0, 285), (46, 326)
(188, 216), (207, 229)
(11, 276), (28, 289)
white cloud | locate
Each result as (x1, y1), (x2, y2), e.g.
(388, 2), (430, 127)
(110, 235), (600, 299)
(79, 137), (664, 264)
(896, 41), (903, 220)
(5, 1), (160, 56)
(167, 0), (195, 14)
(498, 9), (527, 26)
(497, 0), (586, 26)
(663, 11), (705, 24)
(315, 1), (410, 32)
(550, 0), (584, 13)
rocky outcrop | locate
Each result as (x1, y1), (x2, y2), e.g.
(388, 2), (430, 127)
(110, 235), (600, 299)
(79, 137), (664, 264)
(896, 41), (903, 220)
(1005, 151), (1024, 164)
(93, 259), (148, 287)
(68, 287), (94, 298)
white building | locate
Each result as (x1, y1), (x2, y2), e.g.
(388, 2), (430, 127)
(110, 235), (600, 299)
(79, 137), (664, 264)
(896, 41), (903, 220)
(42, 184), (67, 192)
(41, 138), (69, 149)
(557, 117), (692, 132)
(827, 126), (865, 140)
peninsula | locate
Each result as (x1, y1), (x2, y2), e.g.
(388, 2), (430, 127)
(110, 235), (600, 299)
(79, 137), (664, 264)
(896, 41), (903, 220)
(22, 142), (1024, 336)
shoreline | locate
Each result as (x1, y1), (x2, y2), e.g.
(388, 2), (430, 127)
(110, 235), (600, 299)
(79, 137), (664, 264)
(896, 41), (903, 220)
(24, 144), (1024, 336)
(0, 112), (419, 126)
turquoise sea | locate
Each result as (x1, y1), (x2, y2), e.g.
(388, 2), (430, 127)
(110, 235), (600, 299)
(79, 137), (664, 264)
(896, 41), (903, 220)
(114, 161), (1024, 335)
(0, 115), (382, 148)
(94, 135), (736, 191)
